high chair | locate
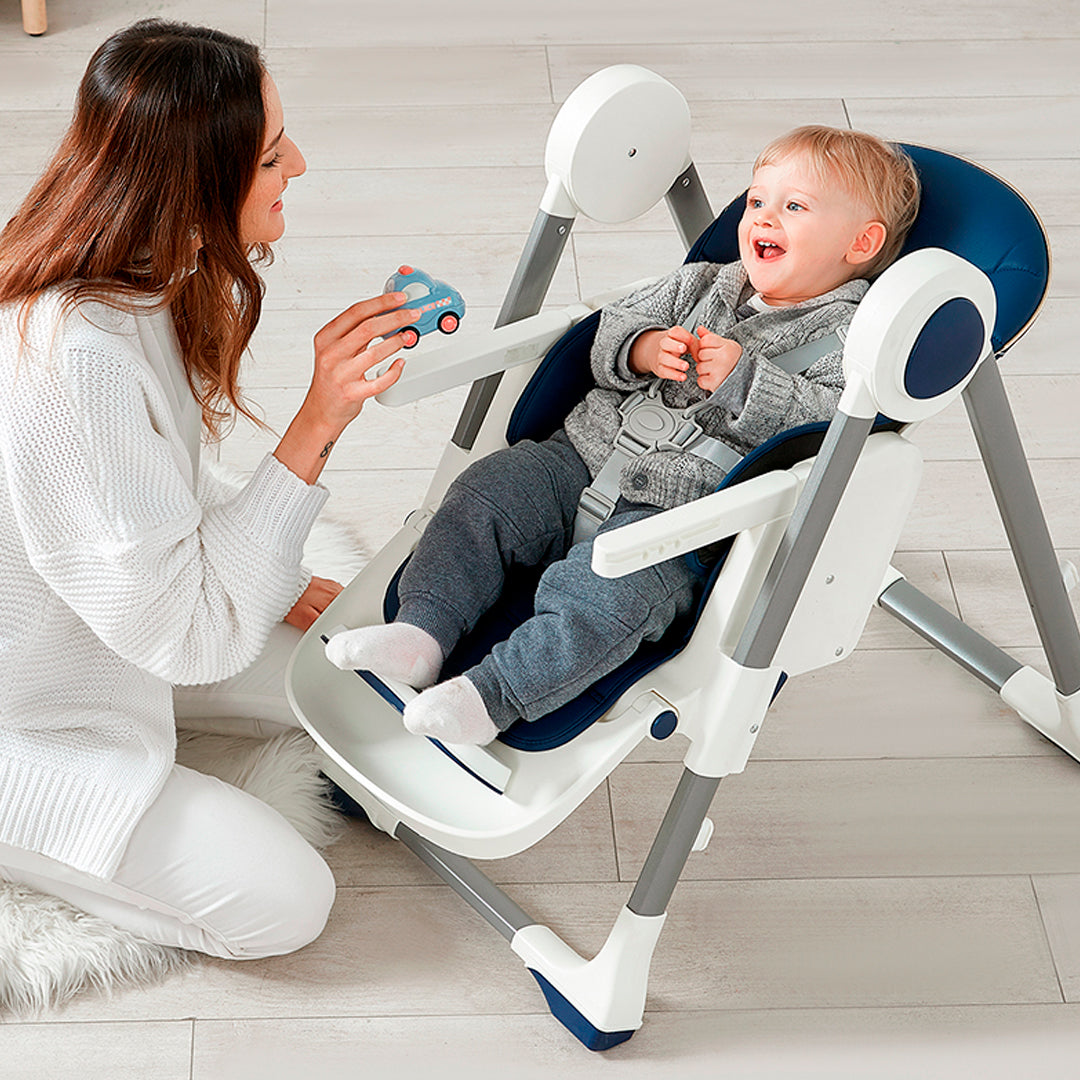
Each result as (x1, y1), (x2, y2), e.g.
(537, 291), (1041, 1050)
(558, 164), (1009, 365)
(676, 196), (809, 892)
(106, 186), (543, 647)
(286, 66), (1073, 1050)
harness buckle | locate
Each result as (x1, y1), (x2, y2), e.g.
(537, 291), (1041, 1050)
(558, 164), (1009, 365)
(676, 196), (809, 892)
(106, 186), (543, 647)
(659, 418), (704, 453)
(613, 428), (653, 457)
(574, 485), (620, 544)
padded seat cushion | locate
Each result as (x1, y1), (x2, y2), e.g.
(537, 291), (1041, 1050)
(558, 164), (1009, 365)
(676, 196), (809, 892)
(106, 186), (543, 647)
(384, 419), (894, 751)
(685, 144), (1049, 354)
(386, 145), (1046, 752)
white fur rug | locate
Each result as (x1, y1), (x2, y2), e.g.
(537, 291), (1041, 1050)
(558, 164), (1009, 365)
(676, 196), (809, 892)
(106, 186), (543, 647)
(0, 466), (370, 1018)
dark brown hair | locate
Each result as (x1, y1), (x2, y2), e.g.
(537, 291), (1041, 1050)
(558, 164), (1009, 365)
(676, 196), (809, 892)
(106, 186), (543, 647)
(0, 19), (270, 437)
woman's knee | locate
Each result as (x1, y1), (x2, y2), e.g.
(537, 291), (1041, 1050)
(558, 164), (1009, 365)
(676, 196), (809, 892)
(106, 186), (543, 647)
(241, 840), (336, 958)
(202, 831), (336, 960)
(119, 767), (337, 959)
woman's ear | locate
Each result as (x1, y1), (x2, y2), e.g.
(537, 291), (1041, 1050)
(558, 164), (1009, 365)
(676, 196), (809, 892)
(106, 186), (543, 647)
(846, 221), (887, 266)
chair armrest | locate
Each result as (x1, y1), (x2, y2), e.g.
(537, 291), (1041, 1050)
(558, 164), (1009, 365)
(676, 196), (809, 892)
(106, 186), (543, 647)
(590, 471), (799, 578)
(375, 277), (661, 407)
(376, 308), (582, 406)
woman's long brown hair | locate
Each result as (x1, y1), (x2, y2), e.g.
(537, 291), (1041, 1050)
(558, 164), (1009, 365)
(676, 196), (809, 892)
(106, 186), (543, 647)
(0, 19), (270, 438)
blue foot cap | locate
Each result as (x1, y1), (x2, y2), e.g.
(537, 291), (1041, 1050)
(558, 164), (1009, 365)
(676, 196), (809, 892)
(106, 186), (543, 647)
(528, 970), (636, 1051)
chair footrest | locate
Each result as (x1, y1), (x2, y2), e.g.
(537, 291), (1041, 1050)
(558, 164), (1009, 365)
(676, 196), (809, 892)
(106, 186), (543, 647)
(353, 666), (513, 794)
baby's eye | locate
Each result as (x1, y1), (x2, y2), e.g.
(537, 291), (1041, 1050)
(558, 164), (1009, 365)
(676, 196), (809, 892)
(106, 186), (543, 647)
(748, 196), (763, 209)
(786, 201), (805, 212)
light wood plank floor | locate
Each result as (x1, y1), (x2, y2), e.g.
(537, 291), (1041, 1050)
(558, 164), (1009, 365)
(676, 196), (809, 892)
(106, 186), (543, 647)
(2, 2), (1080, 1077)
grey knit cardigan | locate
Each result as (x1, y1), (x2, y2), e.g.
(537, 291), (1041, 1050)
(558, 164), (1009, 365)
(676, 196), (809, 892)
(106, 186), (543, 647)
(562, 260), (868, 510)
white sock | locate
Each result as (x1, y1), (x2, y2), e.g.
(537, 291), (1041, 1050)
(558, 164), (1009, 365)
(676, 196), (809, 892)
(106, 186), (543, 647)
(324, 623), (443, 689)
(403, 676), (499, 746)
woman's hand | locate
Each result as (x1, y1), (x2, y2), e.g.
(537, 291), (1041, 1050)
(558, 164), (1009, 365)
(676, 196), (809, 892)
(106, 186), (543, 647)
(273, 292), (420, 485)
(284, 576), (344, 631)
(693, 327), (742, 393)
(305, 292), (420, 432)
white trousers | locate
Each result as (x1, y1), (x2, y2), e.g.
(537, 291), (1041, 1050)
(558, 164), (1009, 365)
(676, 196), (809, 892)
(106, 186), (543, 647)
(0, 623), (336, 960)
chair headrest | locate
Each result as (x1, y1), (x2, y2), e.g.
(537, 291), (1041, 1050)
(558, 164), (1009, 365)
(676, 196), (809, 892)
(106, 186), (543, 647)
(686, 144), (1049, 355)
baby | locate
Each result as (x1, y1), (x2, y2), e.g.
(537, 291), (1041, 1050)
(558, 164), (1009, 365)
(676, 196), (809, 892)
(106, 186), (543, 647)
(326, 125), (921, 746)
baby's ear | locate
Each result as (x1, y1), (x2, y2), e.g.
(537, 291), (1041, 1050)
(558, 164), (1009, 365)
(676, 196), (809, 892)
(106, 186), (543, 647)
(847, 221), (887, 266)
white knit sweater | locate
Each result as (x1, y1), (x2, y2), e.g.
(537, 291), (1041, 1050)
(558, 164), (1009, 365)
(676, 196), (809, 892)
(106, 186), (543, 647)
(0, 289), (327, 879)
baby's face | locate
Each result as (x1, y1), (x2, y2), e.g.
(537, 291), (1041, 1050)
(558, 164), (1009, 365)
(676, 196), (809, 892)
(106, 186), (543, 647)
(737, 153), (881, 306)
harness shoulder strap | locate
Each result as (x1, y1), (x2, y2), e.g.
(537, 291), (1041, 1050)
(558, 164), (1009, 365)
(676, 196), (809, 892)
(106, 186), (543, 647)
(771, 327), (845, 375)
(572, 328), (846, 544)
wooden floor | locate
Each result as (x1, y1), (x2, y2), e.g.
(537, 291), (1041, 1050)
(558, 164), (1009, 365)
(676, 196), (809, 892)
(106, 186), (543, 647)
(3, 2), (1080, 1077)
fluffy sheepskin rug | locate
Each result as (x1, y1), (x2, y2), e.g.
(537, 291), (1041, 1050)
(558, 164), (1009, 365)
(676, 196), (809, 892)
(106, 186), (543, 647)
(0, 465), (369, 1018)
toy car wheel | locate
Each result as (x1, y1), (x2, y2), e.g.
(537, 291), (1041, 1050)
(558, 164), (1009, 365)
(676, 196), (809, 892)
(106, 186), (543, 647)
(438, 312), (460, 334)
(400, 328), (421, 348)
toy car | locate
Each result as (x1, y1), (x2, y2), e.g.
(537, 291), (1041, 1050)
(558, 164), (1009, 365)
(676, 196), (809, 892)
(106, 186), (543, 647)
(384, 265), (466, 348)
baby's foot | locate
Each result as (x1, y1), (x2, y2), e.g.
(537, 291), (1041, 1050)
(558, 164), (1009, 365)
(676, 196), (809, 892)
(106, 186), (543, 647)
(403, 676), (499, 746)
(324, 623), (443, 689)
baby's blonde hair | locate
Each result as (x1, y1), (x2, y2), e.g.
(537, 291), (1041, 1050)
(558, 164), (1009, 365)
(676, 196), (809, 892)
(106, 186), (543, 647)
(754, 125), (921, 279)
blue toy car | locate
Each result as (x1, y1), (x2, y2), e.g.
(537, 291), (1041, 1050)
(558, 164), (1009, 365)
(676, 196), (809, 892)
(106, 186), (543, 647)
(384, 265), (466, 348)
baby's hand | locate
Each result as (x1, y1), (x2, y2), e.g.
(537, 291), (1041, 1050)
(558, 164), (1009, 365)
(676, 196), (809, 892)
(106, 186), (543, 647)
(694, 328), (742, 393)
(653, 326), (700, 381)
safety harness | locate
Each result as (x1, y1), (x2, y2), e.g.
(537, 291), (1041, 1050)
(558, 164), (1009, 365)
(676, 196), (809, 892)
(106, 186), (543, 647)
(573, 319), (845, 544)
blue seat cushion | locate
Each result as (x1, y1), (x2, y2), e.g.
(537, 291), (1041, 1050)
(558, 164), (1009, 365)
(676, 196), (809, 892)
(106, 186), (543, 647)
(685, 144), (1049, 354)
(383, 417), (898, 751)
(382, 144), (1044, 752)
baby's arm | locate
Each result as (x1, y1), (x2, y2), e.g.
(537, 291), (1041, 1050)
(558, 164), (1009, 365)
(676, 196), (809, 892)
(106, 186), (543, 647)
(708, 338), (847, 447)
(590, 263), (723, 391)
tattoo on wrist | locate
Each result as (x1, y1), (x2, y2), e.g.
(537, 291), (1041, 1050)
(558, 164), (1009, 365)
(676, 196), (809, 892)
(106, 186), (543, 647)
(319, 440), (335, 459)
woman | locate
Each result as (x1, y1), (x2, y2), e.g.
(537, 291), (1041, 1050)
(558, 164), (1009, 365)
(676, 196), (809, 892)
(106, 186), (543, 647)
(0, 20), (418, 958)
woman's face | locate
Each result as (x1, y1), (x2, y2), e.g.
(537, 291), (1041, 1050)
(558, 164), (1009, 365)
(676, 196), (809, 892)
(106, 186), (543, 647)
(238, 75), (306, 247)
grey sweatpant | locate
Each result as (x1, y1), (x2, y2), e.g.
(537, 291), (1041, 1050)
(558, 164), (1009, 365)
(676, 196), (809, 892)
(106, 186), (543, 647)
(395, 431), (700, 729)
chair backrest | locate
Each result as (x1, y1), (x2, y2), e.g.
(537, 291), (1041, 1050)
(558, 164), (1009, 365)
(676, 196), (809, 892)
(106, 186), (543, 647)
(486, 145), (1050, 750)
(685, 144), (1050, 355)
(508, 144), (1048, 447)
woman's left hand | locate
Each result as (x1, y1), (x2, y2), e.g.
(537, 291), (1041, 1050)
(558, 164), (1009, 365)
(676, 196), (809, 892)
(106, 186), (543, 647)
(285, 576), (344, 631)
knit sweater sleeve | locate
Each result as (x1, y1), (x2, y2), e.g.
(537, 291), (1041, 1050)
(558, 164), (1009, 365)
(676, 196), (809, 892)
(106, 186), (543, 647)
(589, 262), (724, 390)
(704, 288), (866, 448)
(707, 341), (847, 447)
(1, 306), (327, 686)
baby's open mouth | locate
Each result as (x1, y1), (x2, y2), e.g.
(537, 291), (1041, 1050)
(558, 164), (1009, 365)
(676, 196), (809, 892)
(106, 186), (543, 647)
(755, 240), (785, 260)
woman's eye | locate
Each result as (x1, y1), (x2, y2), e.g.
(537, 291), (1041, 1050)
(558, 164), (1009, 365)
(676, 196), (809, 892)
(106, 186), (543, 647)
(262, 152), (283, 169)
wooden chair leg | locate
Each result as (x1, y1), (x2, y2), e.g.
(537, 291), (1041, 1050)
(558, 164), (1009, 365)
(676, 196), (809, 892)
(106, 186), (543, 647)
(21, 0), (47, 36)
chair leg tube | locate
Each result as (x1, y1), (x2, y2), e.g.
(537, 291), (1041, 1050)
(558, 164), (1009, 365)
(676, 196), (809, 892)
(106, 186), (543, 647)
(664, 162), (715, 251)
(629, 768), (721, 916)
(963, 359), (1080, 696)
(394, 824), (535, 941)
(452, 208), (574, 450)
(878, 577), (1024, 691)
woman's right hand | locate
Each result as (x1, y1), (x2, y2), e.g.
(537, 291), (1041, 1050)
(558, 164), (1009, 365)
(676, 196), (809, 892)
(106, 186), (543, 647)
(306, 292), (420, 431)
(273, 293), (420, 485)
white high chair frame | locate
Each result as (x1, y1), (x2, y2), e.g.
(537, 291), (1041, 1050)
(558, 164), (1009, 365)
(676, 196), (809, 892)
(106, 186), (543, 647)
(286, 67), (1080, 1050)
